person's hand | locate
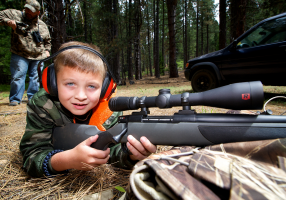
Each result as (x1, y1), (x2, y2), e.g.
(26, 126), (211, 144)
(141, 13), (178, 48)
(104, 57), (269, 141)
(126, 135), (157, 161)
(7, 20), (16, 30)
(45, 51), (50, 57)
(51, 135), (110, 171)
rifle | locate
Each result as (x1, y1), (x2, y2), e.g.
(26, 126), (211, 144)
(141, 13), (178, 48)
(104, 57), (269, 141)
(15, 21), (29, 36)
(53, 81), (286, 150)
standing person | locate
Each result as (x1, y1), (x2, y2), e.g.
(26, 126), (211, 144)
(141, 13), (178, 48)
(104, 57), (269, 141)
(0, 0), (51, 106)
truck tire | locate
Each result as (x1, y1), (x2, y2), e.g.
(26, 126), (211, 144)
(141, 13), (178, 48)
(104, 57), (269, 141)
(191, 69), (218, 92)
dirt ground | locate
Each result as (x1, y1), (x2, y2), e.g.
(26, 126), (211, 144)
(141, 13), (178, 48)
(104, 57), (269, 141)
(0, 70), (286, 199)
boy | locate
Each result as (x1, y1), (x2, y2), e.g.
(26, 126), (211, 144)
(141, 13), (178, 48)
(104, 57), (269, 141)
(20, 41), (156, 177)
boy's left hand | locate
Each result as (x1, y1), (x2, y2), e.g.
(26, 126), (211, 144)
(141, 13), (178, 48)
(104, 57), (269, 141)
(126, 135), (157, 161)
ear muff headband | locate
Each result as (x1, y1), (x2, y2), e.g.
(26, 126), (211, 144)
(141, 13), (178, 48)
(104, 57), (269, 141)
(37, 45), (117, 99)
(38, 45), (117, 83)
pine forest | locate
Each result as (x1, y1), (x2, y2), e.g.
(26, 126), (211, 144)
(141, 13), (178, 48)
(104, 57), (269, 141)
(0, 0), (285, 85)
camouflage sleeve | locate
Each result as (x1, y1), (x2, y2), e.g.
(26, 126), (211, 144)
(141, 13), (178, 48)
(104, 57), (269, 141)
(40, 21), (51, 52)
(0, 9), (19, 26)
(20, 90), (69, 177)
(103, 112), (138, 169)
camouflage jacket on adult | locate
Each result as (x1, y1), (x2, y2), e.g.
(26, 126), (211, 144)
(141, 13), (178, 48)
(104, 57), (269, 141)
(0, 9), (51, 60)
(20, 88), (135, 178)
(127, 138), (286, 199)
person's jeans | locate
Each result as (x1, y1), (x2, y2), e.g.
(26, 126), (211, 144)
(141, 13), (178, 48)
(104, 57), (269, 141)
(9, 53), (43, 103)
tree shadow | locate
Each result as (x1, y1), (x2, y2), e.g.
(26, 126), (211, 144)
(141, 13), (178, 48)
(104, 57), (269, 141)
(264, 92), (286, 102)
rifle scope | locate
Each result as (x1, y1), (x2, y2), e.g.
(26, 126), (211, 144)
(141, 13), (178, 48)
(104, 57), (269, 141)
(109, 81), (264, 111)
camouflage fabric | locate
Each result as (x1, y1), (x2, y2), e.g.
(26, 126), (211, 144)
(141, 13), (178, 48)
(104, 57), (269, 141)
(0, 9), (51, 60)
(20, 88), (134, 177)
(128, 139), (286, 200)
(24, 0), (41, 12)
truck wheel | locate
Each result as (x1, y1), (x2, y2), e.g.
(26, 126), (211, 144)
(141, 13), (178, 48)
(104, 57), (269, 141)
(191, 69), (218, 92)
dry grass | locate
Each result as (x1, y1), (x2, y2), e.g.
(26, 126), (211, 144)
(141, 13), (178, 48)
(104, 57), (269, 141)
(0, 123), (131, 199)
(1, 71), (286, 199)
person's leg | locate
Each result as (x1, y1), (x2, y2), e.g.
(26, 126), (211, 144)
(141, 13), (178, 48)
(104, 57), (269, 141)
(9, 54), (29, 104)
(27, 60), (42, 100)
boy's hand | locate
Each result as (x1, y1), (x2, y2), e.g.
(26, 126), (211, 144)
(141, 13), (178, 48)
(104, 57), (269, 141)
(70, 135), (110, 170)
(51, 135), (110, 171)
(126, 135), (157, 161)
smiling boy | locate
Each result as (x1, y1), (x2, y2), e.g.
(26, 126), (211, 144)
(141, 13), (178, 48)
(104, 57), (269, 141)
(20, 41), (156, 177)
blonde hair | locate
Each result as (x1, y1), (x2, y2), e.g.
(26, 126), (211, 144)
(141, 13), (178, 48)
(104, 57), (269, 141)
(54, 41), (106, 80)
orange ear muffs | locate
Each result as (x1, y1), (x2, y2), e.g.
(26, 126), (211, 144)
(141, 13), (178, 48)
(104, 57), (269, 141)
(100, 72), (116, 100)
(41, 64), (58, 97)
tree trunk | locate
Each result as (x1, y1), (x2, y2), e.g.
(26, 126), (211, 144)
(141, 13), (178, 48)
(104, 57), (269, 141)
(230, 0), (246, 42)
(146, 0), (153, 76)
(104, 0), (120, 82)
(121, 49), (126, 84)
(65, 0), (73, 38)
(134, 0), (141, 80)
(153, 0), (160, 78)
(162, 0), (165, 75)
(206, 12), (209, 53)
(196, 0), (199, 57)
(166, 0), (178, 78)
(47, 0), (67, 53)
(200, 9), (203, 55)
(84, 1), (87, 42)
(112, 0), (120, 82)
(183, 0), (187, 68)
(155, 0), (159, 77)
(127, 0), (133, 81)
(219, 0), (226, 49)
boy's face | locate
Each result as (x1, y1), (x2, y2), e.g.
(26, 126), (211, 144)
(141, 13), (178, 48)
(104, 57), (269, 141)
(57, 66), (103, 116)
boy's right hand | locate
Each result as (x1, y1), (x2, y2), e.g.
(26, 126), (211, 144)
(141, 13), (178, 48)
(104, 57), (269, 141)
(51, 135), (110, 171)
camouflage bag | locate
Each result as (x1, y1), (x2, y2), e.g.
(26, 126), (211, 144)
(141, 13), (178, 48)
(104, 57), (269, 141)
(127, 139), (286, 200)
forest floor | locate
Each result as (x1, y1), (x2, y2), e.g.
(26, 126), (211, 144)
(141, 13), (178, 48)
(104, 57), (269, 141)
(1, 70), (286, 199)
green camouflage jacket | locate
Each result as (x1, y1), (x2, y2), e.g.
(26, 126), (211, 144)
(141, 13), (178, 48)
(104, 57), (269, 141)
(20, 88), (135, 177)
(128, 140), (286, 200)
(0, 9), (51, 60)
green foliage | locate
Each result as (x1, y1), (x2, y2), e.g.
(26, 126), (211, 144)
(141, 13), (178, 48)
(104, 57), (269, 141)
(114, 186), (126, 192)
(0, 1), (23, 84)
(201, 106), (214, 113)
(0, 84), (10, 99)
(263, 86), (286, 94)
(0, 26), (12, 84)
(159, 53), (165, 75)
(176, 59), (184, 70)
(0, 83), (28, 92)
(0, 92), (9, 99)
(0, 84), (10, 92)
